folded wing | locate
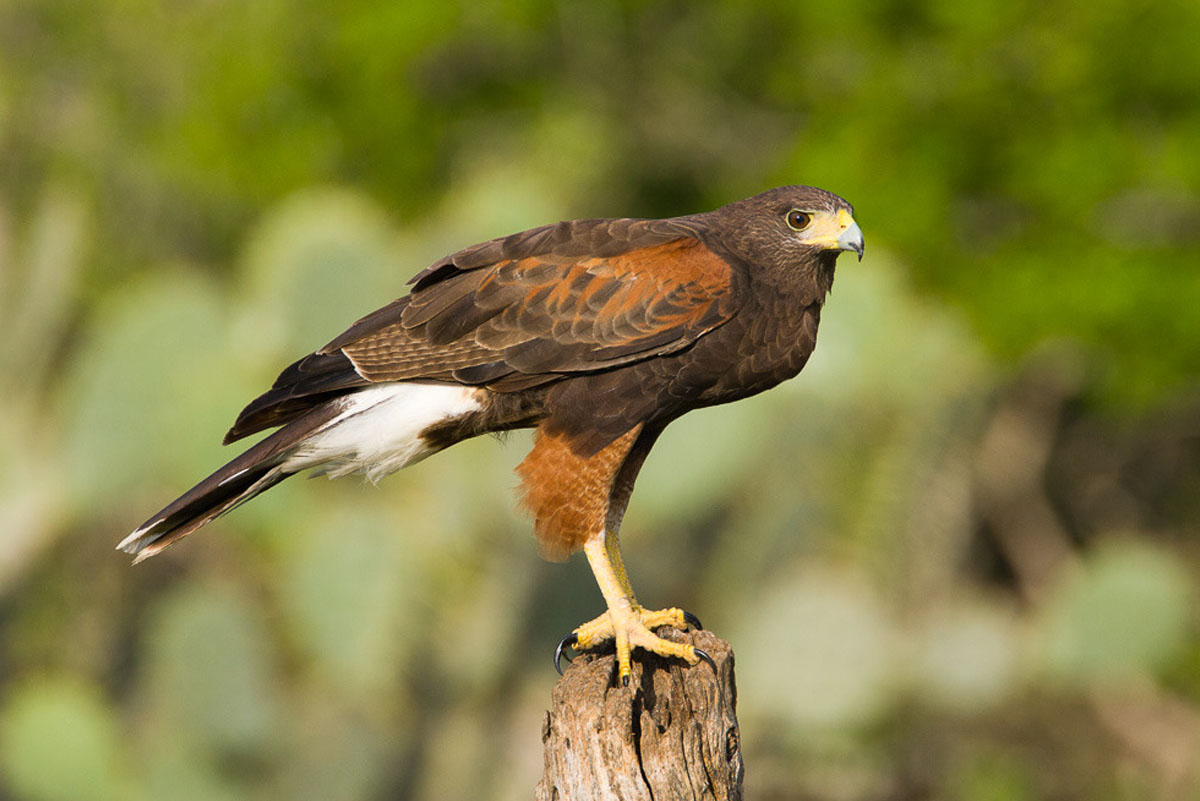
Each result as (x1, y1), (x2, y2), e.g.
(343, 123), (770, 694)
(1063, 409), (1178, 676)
(226, 217), (737, 442)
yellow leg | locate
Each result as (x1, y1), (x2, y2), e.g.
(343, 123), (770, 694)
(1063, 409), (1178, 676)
(574, 529), (698, 684)
(606, 529), (637, 598)
(604, 532), (694, 629)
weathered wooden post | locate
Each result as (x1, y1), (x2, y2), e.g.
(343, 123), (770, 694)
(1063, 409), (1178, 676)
(536, 629), (743, 801)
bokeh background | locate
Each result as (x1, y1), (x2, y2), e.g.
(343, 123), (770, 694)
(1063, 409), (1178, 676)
(2, 1), (1199, 799)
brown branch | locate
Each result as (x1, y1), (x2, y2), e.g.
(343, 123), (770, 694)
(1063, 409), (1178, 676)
(536, 629), (743, 801)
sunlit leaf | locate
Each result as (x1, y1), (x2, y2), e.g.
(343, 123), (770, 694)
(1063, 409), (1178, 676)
(0, 676), (126, 801)
(1038, 540), (1194, 682)
(139, 580), (280, 753)
(59, 270), (249, 511)
(912, 599), (1020, 709)
(236, 188), (403, 363)
(736, 565), (898, 730)
(277, 503), (423, 700)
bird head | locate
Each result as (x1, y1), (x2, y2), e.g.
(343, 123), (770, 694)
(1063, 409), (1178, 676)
(706, 185), (864, 277)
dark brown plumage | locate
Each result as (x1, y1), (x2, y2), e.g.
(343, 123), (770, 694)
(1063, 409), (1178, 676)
(120, 185), (863, 680)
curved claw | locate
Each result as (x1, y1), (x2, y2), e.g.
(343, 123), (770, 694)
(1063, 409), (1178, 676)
(553, 633), (578, 676)
(693, 647), (717, 674)
(683, 610), (703, 631)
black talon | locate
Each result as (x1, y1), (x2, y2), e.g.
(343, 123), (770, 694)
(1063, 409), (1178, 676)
(683, 610), (703, 631)
(554, 634), (577, 676)
(694, 647), (717, 673)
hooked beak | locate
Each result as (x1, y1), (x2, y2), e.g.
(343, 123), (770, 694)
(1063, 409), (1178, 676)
(836, 210), (864, 261)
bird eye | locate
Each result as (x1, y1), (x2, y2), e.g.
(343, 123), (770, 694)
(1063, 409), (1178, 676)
(785, 209), (812, 231)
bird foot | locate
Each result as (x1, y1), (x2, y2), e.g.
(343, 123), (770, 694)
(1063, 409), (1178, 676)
(555, 606), (710, 684)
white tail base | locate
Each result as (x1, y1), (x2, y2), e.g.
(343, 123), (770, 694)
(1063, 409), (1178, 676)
(285, 382), (484, 482)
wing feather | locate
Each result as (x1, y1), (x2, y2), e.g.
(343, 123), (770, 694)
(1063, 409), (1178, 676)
(227, 217), (737, 442)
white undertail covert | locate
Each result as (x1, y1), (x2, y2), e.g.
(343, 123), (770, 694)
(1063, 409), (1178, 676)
(285, 382), (485, 481)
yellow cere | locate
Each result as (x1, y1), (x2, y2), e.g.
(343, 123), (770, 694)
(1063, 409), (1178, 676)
(799, 208), (857, 250)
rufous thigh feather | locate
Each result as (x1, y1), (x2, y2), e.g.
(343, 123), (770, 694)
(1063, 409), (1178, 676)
(516, 425), (642, 562)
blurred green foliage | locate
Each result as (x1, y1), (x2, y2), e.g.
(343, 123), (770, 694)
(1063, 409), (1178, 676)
(0, 676), (128, 801)
(5, 0), (1200, 404)
(1, 1), (1199, 799)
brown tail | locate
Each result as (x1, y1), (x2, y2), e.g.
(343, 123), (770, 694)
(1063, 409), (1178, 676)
(117, 403), (339, 563)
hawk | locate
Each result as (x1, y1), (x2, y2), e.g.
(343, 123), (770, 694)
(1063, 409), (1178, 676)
(120, 185), (864, 683)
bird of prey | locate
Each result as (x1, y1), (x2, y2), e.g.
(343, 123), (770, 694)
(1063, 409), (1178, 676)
(120, 185), (863, 684)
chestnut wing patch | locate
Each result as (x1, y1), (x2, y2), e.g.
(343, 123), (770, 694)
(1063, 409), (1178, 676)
(339, 238), (736, 387)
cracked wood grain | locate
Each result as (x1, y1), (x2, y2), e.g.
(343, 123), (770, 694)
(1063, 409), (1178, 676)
(536, 629), (742, 801)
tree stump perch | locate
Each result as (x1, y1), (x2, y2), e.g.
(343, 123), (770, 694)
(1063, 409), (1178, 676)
(536, 628), (743, 801)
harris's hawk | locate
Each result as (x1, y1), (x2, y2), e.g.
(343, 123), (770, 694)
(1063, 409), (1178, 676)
(120, 185), (864, 683)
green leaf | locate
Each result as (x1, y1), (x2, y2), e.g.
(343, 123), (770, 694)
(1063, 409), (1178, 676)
(0, 676), (126, 801)
(139, 580), (280, 754)
(1038, 540), (1195, 683)
(59, 269), (248, 511)
(276, 503), (422, 700)
(735, 566), (898, 730)
(236, 188), (403, 362)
